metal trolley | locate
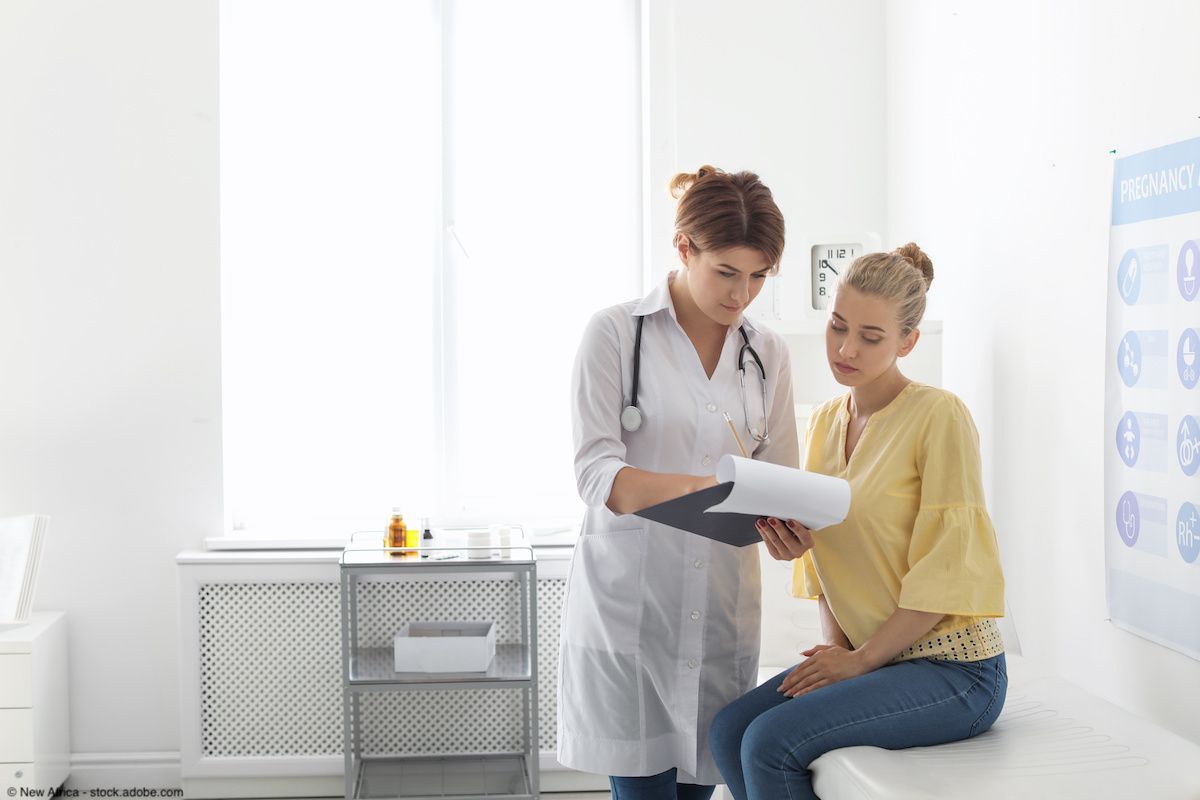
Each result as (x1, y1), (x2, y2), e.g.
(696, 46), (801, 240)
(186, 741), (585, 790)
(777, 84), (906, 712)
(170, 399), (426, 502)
(340, 539), (539, 799)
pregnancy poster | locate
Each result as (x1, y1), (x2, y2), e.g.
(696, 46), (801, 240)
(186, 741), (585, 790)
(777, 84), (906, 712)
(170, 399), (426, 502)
(1106, 135), (1200, 661)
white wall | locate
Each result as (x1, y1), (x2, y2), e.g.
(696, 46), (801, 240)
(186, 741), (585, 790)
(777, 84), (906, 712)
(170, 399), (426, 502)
(886, 0), (1200, 743)
(645, 0), (887, 276)
(0, 0), (219, 776)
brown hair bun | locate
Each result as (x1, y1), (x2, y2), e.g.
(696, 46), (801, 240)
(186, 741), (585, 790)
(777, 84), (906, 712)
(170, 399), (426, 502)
(668, 165), (721, 199)
(893, 242), (934, 290)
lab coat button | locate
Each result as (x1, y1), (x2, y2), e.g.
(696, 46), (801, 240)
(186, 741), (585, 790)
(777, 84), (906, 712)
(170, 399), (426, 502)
(693, 559), (704, 569)
(688, 659), (698, 669)
(706, 403), (717, 412)
(690, 610), (701, 620)
(702, 455), (713, 466)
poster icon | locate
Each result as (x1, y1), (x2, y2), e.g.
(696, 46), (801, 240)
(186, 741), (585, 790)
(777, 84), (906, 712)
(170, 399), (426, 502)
(1177, 502), (1200, 563)
(1179, 329), (1200, 389)
(1118, 491), (1140, 547)
(1118, 331), (1142, 387)
(1117, 411), (1140, 467)
(1118, 249), (1141, 305)
(1178, 415), (1200, 476)
(1178, 240), (1200, 302)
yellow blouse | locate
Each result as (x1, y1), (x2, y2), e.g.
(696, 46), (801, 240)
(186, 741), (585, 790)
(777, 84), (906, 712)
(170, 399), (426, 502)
(792, 382), (1006, 662)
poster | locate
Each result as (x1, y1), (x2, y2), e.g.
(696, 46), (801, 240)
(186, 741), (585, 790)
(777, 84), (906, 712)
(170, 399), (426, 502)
(1106, 135), (1200, 661)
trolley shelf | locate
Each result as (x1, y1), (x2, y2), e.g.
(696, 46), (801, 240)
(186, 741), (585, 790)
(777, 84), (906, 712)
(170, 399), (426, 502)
(352, 753), (533, 799)
(348, 644), (532, 686)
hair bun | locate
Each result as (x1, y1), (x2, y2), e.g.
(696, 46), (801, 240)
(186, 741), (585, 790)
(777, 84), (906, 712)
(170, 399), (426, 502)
(669, 164), (723, 199)
(893, 242), (934, 290)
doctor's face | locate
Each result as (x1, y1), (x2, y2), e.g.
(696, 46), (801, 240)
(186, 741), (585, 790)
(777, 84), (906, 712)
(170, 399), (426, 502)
(825, 285), (918, 387)
(680, 242), (772, 325)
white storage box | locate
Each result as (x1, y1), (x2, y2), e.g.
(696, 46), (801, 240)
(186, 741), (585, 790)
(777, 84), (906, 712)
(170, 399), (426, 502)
(393, 621), (496, 673)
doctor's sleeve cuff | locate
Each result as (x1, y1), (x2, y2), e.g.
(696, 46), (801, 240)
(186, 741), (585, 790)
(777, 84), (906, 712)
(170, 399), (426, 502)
(575, 454), (629, 510)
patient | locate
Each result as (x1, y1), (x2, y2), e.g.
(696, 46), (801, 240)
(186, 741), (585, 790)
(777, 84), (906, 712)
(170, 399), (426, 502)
(708, 243), (1007, 800)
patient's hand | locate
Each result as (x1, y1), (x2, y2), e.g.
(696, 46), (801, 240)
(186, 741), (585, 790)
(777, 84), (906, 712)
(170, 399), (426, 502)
(777, 644), (870, 697)
(756, 517), (813, 561)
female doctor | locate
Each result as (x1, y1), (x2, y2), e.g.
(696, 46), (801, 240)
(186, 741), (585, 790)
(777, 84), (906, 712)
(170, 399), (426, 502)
(559, 166), (800, 800)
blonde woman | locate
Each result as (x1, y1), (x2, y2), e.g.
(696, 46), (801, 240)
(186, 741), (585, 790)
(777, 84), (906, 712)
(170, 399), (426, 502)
(709, 244), (1007, 800)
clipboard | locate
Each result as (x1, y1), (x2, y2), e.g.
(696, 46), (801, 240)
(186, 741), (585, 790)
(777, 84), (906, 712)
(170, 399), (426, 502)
(632, 456), (851, 547)
(634, 483), (763, 547)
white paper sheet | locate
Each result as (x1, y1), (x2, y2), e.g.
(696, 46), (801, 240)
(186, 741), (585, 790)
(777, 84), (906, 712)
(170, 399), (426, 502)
(708, 455), (850, 530)
(0, 515), (47, 623)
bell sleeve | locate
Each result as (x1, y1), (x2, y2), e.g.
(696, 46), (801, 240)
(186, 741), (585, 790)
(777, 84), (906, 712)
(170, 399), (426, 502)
(897, 394), (1005, 617)
(571, 311), (632, 509)
(791, 551), (823, 599)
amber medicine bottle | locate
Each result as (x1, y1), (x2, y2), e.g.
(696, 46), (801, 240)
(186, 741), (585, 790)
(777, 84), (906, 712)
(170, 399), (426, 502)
(387, 510), (407, 551)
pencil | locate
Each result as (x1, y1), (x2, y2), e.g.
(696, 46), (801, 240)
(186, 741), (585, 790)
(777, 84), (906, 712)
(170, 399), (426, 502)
(722, 411), (750, 458)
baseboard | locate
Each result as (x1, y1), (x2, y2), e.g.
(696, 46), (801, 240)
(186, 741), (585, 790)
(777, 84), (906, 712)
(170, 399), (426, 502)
(66, 752), (181, 791)
(180, 772), (607, 799)
(181, 776), (343, 799)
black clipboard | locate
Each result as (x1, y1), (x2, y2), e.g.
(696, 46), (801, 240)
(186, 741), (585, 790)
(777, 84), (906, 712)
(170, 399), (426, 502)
(633, 483), (763, 547)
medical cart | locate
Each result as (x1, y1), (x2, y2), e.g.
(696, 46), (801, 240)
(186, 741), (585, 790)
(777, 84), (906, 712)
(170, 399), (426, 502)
(340, 540), (539, 799)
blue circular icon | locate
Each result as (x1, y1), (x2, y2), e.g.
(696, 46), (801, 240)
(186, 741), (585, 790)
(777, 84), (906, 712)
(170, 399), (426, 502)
(1118, 331), (1142, 387)
(1178, 241), (1200, 302)
(1118, 250), (1141, 305)
(1177, 502), (1200, 563)
(1179, 415), (1200, 476)
(1179, 329), (1200, 389)
(1117, 411), (1140, 467)
(1117, 491), (1140, 547)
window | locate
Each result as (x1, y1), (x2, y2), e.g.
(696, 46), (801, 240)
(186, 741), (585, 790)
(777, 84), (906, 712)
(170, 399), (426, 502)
(220, 1), (641, 539)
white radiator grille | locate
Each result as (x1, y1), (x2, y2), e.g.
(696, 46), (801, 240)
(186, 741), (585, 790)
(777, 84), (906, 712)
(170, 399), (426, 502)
(199, 582), (342, 756)
(197, 577), (565, 758)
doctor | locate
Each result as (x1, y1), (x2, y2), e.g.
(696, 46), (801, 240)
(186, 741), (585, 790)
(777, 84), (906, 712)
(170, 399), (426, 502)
(559, 165), (800, 799)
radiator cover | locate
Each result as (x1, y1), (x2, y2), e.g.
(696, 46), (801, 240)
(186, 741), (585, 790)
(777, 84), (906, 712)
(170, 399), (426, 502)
(178, 550), (577, 797)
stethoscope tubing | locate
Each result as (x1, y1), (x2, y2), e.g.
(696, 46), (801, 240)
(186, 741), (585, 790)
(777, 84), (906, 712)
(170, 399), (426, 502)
(623, 314), (768, 442)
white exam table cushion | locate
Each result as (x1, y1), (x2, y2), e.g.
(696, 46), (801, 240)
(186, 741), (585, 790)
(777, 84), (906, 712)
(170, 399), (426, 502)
(804, 655), (1200, 799)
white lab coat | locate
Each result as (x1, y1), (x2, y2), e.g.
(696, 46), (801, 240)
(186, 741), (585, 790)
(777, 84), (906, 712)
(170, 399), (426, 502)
(558, 273), (800, 784)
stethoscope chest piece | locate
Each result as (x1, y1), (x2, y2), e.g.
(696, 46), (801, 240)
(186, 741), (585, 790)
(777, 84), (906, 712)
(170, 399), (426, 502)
(620, 405), (643, 432)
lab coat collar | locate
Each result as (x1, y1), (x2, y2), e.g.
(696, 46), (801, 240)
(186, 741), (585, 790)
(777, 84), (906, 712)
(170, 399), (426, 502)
(632, 271), (761, 338)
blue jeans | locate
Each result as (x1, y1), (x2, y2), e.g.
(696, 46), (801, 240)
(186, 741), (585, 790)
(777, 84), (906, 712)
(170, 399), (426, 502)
(609, 768), (715, 800)
(709, 654), (1007, 800)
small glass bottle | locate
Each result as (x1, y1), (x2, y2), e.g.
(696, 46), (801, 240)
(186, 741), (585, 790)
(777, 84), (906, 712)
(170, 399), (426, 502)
(420, 517), (433, 558)
(404, 515), (420, 550)
(387, 509), (407, 553)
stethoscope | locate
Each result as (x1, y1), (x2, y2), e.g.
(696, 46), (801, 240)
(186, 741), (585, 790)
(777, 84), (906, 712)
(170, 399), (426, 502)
(620, 314), (770, 444)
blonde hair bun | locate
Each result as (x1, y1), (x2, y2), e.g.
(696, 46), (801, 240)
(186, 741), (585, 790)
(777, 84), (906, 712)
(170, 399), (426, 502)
(893, 242), (934, 290)
(669, 165), (722, 199)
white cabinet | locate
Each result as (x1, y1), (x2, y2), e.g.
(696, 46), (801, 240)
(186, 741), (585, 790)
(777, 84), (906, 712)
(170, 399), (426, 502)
(0, 612), (69, 792)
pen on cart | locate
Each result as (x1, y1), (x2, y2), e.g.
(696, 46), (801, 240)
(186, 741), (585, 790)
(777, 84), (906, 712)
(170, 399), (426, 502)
(722, 411), (750, 458)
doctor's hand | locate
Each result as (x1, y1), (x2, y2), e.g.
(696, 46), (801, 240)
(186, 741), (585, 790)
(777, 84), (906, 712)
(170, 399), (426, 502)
(756, 517), (814, 561)
(777, 644), (870, 698)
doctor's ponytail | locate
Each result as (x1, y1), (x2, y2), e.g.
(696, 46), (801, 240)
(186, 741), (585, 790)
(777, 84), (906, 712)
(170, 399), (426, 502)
(670, 165), (785, 272)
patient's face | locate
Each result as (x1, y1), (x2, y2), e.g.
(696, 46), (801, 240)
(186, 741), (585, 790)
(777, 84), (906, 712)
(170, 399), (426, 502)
(824, 285), (915, 388)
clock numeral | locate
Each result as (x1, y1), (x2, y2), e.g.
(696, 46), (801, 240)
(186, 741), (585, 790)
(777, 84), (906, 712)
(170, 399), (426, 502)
(818, 272), (825, 282)
(837, 248), (846, 258)
(818, 287), (826, 296)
